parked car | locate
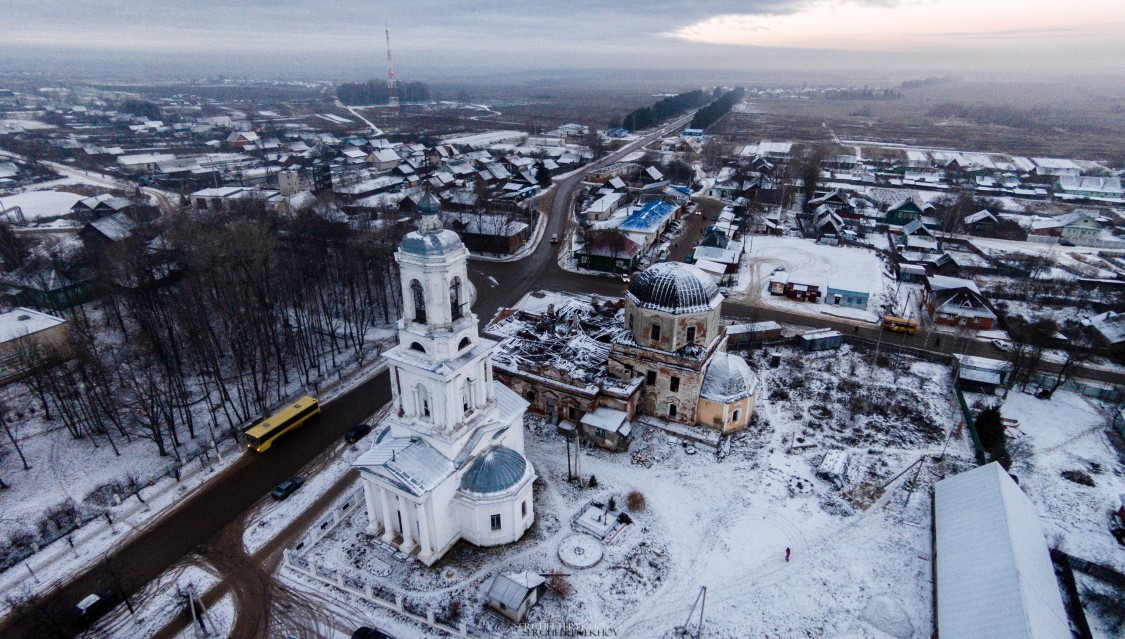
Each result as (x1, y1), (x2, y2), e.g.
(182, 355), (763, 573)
(345, 423), (372, 443)
(271, 476), (305, 500)
(352, 627), (395, 639)
(620, 273), (630, 283)
(75, 591), (113, 619)
(990, 339), (1012, 352)
(550, 233), (559, 244)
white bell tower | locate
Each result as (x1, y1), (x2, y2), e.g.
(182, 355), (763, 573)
(383, 192), (500, 458)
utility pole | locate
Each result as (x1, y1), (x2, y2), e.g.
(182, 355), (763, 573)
(677, 586), (707, 638)
(103, 553), (134, 614)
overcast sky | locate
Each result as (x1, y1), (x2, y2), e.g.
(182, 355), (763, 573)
(5, 1), (1124, 80)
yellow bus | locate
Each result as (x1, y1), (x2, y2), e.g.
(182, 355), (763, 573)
(244, 396), (321, 452)
(882, 316), (919, 335)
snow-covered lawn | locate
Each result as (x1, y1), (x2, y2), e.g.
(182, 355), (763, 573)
(983, 390), (1123, 572)
(734, 235), (893, 322)
(283, 345), (977, 638)
(0, 189), (83, 220)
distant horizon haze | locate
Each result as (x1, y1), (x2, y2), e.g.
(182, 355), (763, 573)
(3, 1), (1123, 82)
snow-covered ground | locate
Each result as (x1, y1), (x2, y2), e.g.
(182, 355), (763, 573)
(967, 389), (1123, 573)
(282, 344), (981, 638)
(77, 562), (221, 639)
(733, 235), (893, 322)
(0, 189), (84, 220)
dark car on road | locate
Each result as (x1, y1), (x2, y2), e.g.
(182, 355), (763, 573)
(345, 423), (373, 443)
(352, 627), (395, 639)
(271, 476), (305, 500)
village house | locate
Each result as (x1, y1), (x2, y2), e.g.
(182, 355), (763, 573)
(962, 209), (999, 234)
(922, 275), (997, 330)
(574, 230), (643, 274)
(1028, 209), (1103, 242)
(0, 307), (69, 383)
(70, 193), (132, 221)
(884, 197), (937, 227)
(1054, 175), (1123, 201)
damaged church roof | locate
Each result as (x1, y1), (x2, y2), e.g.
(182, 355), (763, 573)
(627, 262), (721, 315)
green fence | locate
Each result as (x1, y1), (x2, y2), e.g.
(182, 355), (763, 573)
(953, 382), (987, 465)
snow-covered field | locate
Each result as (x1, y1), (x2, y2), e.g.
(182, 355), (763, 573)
(283, 345), (983, 638)
(0, 188), (84, 219)
(734, 235), (893, 322)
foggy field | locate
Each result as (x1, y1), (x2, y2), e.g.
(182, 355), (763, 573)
(711, 78), (1125, 164)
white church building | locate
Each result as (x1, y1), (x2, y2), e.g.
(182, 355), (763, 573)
(353, 192), (535, 566)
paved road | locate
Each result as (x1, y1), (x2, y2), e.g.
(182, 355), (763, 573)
(0, 117), (691, 638)
(469, 114), (694, 321)
(0, 372), (391, 639)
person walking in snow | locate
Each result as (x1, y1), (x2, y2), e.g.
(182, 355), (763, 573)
(785, 547), (791, 562)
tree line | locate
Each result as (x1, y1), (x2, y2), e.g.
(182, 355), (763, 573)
(10, 202), (404, 463)
(690, 87), (745, 130)
(337, 80), (430, 106)
(621, 89), (707, 132)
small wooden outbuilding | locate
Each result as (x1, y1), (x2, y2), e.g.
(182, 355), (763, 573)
(486, 571), (548, 623)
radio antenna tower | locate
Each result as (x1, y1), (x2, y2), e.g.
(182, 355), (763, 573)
(385, 26), (400, 115)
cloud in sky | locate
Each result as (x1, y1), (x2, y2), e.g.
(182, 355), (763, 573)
(4, 0), (1123, 76)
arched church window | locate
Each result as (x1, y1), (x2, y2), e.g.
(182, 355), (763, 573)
(651, 322), (661, 342)
(416, 385), (431, 420)
(668, 403), (678, 418)
(450, 276), (464, 321)
(411, 280), (426, 323)
(409, 342), (426, 353)
(458, 337), (472, 351)
(686, 325), (697, 343)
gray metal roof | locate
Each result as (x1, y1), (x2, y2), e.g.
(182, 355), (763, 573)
(487, 571), (545, 610)
(700, 352), (758, 403)
(627, 262), (720, 315)
(459, 445), (527, 495)
(399, 229), (464, 256)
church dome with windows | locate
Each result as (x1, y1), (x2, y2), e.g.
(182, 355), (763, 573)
(459, 446), (529, 495)
(700, 352), (758, 403)
(626, 262), (721, 315)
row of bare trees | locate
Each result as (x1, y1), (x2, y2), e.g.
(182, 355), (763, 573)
(15, 203), (403, 460)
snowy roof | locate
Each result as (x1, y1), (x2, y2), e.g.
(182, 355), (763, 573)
(1087, 311), (1125, 345)
(579, 406), (630, 434)
(964, 209), (997, 225)
(86, 212), (136, 242)
(627, 262), (721, 315)
(927, 275), (980, 294)
(353, 429), (455, 497)
(0, 307), (66, 343)
(934, 463), (1070, 639)
(618, 201), (676, 234)
(487, 571), (545, 610)
(726, 321), (781, 335)
(459, 446), (529, 495)
(700, 352), (758, 404)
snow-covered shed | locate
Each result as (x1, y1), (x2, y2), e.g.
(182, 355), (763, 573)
(933, 462), (1070, 639)
(578, 406), (633, 451)
(487, 571), (547, 622)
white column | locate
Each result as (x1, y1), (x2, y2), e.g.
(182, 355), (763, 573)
(400, 499), (416, 552)
(364, 480), (381, 535)
(417, 500), (434, 558)
(379, 488), (396, 543)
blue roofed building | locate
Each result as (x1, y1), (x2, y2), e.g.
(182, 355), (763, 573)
(617, 200), (679, 251)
